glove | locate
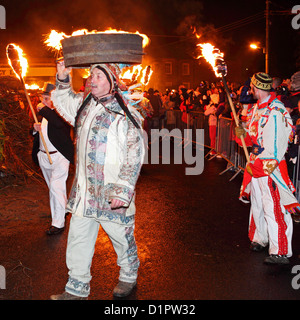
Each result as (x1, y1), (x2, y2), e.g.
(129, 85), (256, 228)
(246, 163), (253, 176)
(235, 126), (246, 139)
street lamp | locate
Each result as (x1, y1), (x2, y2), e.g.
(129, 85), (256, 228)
(249, 43), (267, 73)
(250, 43), (259, 50)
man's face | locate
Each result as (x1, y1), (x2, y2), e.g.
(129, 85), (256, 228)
(250, 84), (259, 100)
(90, 68), (111, 98)
(40, 94), (53, 108)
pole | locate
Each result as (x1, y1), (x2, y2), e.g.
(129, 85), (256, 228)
(221, 74), (250, 163)
(20, 77), (53, 164)
(265, 0), (270, 74)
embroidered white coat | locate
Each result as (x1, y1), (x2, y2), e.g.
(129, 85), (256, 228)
(51, 78), (145, 225)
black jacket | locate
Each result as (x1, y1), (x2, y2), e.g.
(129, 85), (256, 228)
(32, 106), (74, 166)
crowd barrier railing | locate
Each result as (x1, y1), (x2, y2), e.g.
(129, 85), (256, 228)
(161, 109), (300, 200)
(162, 110), (247, 181)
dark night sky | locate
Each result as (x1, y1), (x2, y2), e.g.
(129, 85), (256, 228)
(0, 0), (299, 80)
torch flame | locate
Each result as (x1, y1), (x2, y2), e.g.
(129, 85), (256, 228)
(121, 65), (143, 81)
(120, 65), (153, 87)
(197, 43), (226, 78)
(141, 65), (153, 86)
(44, 30), (66, 52)
(6, 43), (28, 79)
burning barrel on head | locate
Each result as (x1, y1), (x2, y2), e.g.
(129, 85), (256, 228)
(61, 32), (144, 68)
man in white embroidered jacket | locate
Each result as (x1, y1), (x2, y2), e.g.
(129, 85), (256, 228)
(235, 72), (300, 265)
(50, 61), (145, 300)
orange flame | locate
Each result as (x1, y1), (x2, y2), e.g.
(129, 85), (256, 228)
(120, 65), (153, 86)
(44, 30), (66, 52)
(197, 43), (225, 78)
(121, 65), (143, 81)
(44, 28), (150, 53)
(25, 83), (41, 90)
(81, 68), (90, 79)
(6, 43), (28, 79)
(141, 65), (153, 86)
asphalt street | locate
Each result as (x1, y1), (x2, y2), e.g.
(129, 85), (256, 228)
(1, 154), (300, 303)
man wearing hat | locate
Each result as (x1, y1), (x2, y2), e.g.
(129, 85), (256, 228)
(49, 61), (144, 299)
(235, 72), (300, 265)
(32, 82), (74, 235)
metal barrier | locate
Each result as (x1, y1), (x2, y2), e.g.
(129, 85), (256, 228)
(163, 110), (247, 181)
(162, 109), (300, 200)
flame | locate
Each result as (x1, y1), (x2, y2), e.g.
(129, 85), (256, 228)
(25, 83), (41, 90)
(6, 43), (28, 79)
(44, 28), (150, 53)
(120, 65), (153, 86)
(141, 65), (153, 86)
(81, 68), (90, 79)
(44, 30), (66, 52)
(197, 43), (225, 78)
(192, 27), (201, 39)
(103, 28), (150, 48)
(121, 65), (143, 81)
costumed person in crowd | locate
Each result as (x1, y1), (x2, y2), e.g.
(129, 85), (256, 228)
(286, 72), (300, 215)
(235, 72), (300, 265)
(179, 87), (193, 126)
(204, 88), (220, 155)
(146, 87), (162, 133)
(130, 87), (153, 134)
(288, 71), (300, 113)
(32, 83), (74, 235)
(49, 60), (145, 300)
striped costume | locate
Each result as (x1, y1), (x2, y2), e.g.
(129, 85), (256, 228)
(237, 92), (299, 257)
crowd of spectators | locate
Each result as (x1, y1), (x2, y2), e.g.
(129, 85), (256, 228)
(142, 72), (300, 188)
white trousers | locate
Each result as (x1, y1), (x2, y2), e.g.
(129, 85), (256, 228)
(65, 215), (139, 297)
(248, 176), (293, 257)
(38, 151), (70, 228)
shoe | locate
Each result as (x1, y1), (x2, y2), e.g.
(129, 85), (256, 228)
(113, 281), (137, 298)
(292, 214), (300, 223)
(264, 254), (290, 265)
(50, 291), (88, 300)
(46, 226), (64, 235)
(240, 196), (250, 204)
(250, 241), (265, 252)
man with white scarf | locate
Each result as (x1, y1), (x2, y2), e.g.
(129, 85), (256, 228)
(50, 61), (145, 299)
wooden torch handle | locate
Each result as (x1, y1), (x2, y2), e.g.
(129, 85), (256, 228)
(221, 75), (250, 163)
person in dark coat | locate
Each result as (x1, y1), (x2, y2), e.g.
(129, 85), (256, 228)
(32, 82), (74, 235)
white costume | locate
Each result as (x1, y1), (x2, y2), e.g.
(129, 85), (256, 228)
(51, 64), (144, 297)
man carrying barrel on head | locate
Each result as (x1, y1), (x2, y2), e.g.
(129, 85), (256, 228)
(235, 72), (300, 265)
(49, 60), (145, 300)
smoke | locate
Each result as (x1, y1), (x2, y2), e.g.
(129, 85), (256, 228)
(0, 0), (208, 59)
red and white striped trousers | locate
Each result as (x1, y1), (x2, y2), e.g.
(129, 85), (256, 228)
(248, 176), (293, 257)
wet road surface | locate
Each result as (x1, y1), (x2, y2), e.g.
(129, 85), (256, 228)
(1, 155), (300, 301)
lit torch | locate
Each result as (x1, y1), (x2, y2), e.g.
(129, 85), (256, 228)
(43, 30), (66, 56)
(6, 43), (53, 164)
(141, 65), (153, 87)
(198, 43), (250, 162)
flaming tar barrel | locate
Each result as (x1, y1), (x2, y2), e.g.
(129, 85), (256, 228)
(61, 33), (144, 67)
